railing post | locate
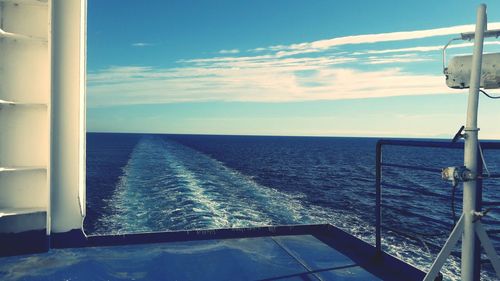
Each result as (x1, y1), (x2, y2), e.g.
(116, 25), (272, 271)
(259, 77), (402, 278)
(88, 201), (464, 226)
(375, 141), (382, 256)
(474, 149), (483, 281)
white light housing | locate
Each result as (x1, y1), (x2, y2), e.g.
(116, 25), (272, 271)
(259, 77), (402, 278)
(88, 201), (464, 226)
(445, 53), (500, 89)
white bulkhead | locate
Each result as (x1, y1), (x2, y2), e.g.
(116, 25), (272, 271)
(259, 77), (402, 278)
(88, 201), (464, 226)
(0, 0), (86, 236)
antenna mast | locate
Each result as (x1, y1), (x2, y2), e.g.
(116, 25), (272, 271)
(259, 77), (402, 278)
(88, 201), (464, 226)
(424, 4), (500, 281)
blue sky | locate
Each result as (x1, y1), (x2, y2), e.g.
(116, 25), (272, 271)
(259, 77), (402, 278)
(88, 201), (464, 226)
(87, 0), (500, 139)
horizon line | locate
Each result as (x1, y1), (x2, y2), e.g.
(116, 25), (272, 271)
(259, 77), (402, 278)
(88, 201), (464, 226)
(86, 131), (475, 140)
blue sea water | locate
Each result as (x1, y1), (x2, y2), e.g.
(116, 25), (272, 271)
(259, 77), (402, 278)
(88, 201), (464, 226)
(85, 133), (500, 280)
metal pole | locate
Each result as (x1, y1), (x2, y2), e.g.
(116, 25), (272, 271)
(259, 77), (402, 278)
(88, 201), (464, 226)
(375, 141), (382, 256)
(423, 214), (465, 281)
(462, 4), (486, 281)
(474, 153), (483, 280)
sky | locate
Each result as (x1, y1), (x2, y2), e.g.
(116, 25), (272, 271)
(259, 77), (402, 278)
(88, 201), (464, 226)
(86, 0), (500, 139)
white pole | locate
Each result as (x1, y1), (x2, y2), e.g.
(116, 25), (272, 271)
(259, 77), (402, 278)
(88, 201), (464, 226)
(50, 0), (86, 233)
(462, 4), (486, 281)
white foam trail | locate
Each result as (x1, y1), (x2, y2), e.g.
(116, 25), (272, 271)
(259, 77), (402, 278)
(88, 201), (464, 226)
(97, 136), (369, 234)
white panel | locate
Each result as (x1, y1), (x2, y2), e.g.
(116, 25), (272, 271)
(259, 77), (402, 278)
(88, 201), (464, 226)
(0, 170), (47, 208)
(0, 0), (50, 235)
(0, 0), (48, 6)
(0, 39), (49, 103)
(1, 1), (48, 38)
(0, 1), (48, 104)
(0, 106), (48, 167)
(0, 209), (46, 233)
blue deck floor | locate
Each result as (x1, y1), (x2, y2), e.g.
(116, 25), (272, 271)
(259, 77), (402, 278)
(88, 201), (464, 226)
(0, 234), (384, 281)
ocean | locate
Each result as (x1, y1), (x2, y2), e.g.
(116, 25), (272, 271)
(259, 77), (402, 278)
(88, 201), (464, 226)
(85, 133), (500, 280)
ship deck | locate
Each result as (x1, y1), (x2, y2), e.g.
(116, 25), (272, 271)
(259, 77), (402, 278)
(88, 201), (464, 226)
(0, 224), (426, 281)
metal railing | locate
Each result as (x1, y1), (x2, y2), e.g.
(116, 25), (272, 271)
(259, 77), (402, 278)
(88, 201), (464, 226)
(375, 139), (500, 277)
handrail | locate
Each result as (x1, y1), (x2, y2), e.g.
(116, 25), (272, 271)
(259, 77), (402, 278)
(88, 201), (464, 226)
(380, 204), (450, 227)
(377, 139), (500, 149)
(381, 162), (442, 173)
(375, 139), (500, 259)
(381, 182), (451, 201)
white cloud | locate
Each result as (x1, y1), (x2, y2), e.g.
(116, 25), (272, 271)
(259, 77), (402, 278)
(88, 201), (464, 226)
(363, 55), (433, 65)
(89, 22), (500, 108)
(355, 41), (500, 56)
(253, 22), (500, 57)
(218, 49), (240, 54)
(87, 63), (456, 107)
(132, 42), (153, 47)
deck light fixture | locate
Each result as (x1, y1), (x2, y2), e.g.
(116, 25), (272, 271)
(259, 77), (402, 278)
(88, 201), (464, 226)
(443, 29), (500, 89)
